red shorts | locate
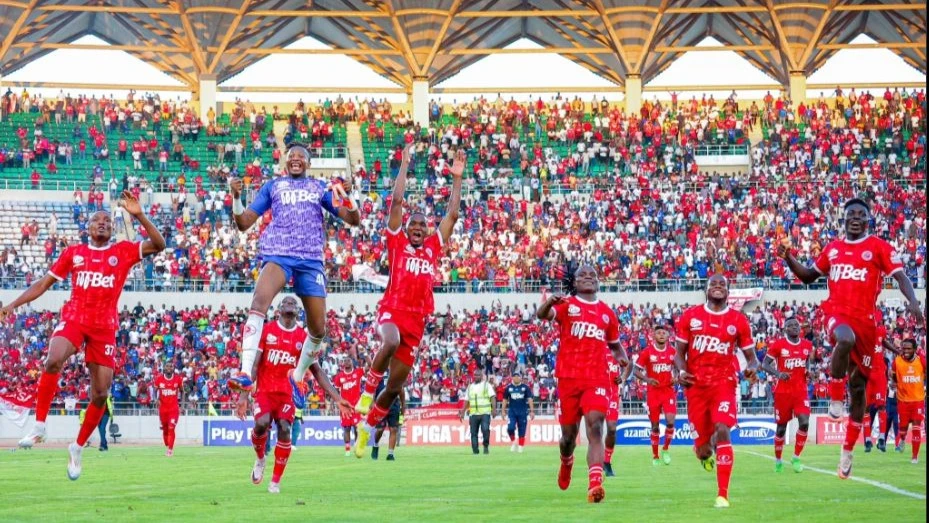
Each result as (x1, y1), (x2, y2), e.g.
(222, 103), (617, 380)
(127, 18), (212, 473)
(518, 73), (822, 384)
(341, 412), (361, 428)
(773, 389), (811, 425)
(866, 373), (887, 407)
(685, 381), (737, 448)
(606, 386), (619, 423)
(556, 378), (610, 426)
(51, 319), (116, 368)
(159, 408), (179, 429)
(898, 400), (926, 427)
(254, 392), (295, 424)
(378, 307), (426, 367)
(824, 312), (876, 379)
(646, 387), (677, 423)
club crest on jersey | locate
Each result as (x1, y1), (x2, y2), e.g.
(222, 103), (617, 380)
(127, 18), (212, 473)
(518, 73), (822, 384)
(649, 355), (657, 362)
(567, 305), (581, 317)
(73, 255), (84, 267)
(426, 248), (433, 258)
(602, 314), (609, 323)
(296, 341), (304, 351)
(689, 319), (703, 331)
(861, 250), (873, 261)
(108, 256), (118, 266)
(781, 349), (790, 357)
(727, 325), (737, 336)
(265, 334), (278, 345)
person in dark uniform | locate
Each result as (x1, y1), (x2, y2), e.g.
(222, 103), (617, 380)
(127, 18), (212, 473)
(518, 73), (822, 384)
(503, 371), (534, 453)
(372, 371), (405, 461)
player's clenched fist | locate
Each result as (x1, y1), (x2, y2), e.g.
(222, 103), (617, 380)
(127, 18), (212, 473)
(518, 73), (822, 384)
(776, 237), (792, 259)
(228, 177), (243, 198)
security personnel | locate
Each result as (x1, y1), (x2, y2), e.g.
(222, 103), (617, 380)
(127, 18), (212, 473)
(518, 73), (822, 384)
(461, 369), (496, 454)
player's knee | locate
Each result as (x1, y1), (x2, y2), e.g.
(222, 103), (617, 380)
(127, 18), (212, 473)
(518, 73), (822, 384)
(775, 424), (788, 438)
(254, 421), (270, 435)
(714, 424), (730, 443)
(587, 421), (604, 439)
(43, 359), (63, 374)
(696, 443), (713, 460)
(832, 326), (856, 350)
(278, 425), (292, 443)
(89, 389), (108, 406)
(651, 423), (660, 432)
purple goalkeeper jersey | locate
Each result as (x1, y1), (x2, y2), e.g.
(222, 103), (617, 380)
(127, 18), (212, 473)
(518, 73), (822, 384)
(248, 176), (339, 260)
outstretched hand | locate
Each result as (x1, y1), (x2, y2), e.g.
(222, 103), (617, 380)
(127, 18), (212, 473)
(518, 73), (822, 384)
(448, 149), (467, 179)
(119, 190), (143, 217)
(336, 398), (354, 418)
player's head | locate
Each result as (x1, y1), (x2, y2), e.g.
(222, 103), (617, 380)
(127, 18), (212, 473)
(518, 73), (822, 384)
(902, 338), (917, 360)
(785, 317), (801, 338)
(285, 144), (310, 177)
(279, 296), (299, 318)
(342, 358), (353, 372)
(88, 210), (113, 242)
(573, 264), (599, 295)
(405, 212), (428, 247)
(164, 360), (175, 375)
(512, 372), (522, 385)
(474, 368), (484, 382)
(705, 273), (729, 303)
(842, 198), (871, 237)
(653, 321), (670, 345)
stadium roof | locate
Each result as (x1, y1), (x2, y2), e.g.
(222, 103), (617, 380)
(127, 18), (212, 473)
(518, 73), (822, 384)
(0, 0), (925, 91)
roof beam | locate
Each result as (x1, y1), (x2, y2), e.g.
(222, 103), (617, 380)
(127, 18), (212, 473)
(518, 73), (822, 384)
(11, 43), (188, 52)
(176, 0), (208, 74)
(654, 44), (777, 52)
(766, 0), (800, 72)
(384, 0), (422, 77)
(833, 3), (926, 11)
(455, 9), (598, 18)
(798, 0), (838, 68)
(4, 80), (190, 91)
(446, 47), (614, 55)
(37, 5), (175, 15)
(246, 10), (389, 18)
(418, 0), (463, 77)
(592, 0), (631, 73)
(212, 47), (402, 55)
(632, 0), (668, 75)
(207, 0), (253, 74)
(818, 42), (926, 50)
(0, 0), (38, 65)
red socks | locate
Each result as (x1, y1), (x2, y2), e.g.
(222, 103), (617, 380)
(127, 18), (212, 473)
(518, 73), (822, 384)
(167, 429), (176, 450)
(363, 370), (384, 396)
(366, 404), (388, 428)
(863, 414), (872, 442)
(829, 378), (846, 402)
(716, 443), (734, 499)
(794, 430), (808, 457)
(345, 443), (351, 452)
(912, 426), (922, 460)
(76, 403), (104, 446)
(843, 421), (863, 452)
(604, 447), (614, 465)
(774, 436), (785, 460)
(879, 411), (888, 436)
(35, 372), (59, 423)
(650, 430), (660, 459)
(272, 442), (292, 483)
(252, 431), (268, 459)
(588, 465), (603, 489)
(663, 426), (674, 450)
(518, 437), (525, 447)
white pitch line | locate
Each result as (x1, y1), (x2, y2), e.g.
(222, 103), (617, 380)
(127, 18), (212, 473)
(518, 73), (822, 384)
(743, 450), (926, 500)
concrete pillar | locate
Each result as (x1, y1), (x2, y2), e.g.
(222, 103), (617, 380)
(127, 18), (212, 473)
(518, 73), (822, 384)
(0, 72), (4, 123)
(788, 72), (807, 106)
(625, 74), (642, 116)
(198, 73), (217, 124)
(412, 78), (429, 127)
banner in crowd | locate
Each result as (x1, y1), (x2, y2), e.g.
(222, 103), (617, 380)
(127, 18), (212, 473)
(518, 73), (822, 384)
(352, 264), (388, 288)
(407, 416), (778, 446)
(203, 419), (344, 446)
(0, 390), (35, 428)
(407, 402), (464, 421)
(727, 288), (764, 311)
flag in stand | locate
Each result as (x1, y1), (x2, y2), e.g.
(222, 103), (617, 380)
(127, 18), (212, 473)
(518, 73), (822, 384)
(0, 390), (35, 428)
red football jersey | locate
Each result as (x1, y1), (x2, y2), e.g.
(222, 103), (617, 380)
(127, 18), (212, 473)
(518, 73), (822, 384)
(675, 304), (754, 388)
(871, 321), (889, 374)
(255, 321), (307, 395)
(154, 373), (184, 411)
(48, 241), (143, 330)
(606, 349), (620, 394)
(552, 297), (620, 382)
(379, 228), (442, 315)
(814, 236), (903, 317)
(637, 344), (676, 389)
(333, 368), (365, 405)
(767, 337), (812, 394)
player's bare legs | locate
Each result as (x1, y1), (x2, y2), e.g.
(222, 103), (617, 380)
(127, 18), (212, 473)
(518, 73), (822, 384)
(288, 294), (330, 407)
(584, 411), (607, 502)
(343, 424), (357, 455)
(828, 325), (857, 419)
(19, 336), (77, 448)
(268, 419), (293, 493)
(701, 423), (734, 507)
(250, 412), (273, 485)
(774, 413), (809, 473)
(230, 263), (286, 391)
(69, 362), (114, 480)
(839, 367), (868, 479)
(662, 412), (676, 464)
(558, 422), (579, 491)
(603, 420), (617, 476)
(357, 322), (401, 415)
(355, 356), (409, 458)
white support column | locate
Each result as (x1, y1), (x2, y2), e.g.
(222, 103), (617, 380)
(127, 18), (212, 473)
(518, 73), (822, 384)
(0, 73), (4, 123)
(788, 72), (807, 106)
(412, 78), (429, 127)
(625, 74), (642, 116)
(198, 74), (217, 124)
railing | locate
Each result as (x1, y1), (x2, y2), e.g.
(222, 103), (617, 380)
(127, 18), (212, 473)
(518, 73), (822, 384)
(44, 397), (832, 418)
(693, 143), (749, 156)
(2, 275), (922, 294)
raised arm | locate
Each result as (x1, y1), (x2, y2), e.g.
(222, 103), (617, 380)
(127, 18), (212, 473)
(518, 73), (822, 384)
(776, 238), (821, 285)
(0, 274), (58, 321)
(330, 177), (361, 226)
(388, 146), (412, 232)
(438, 149), (466, 243)
(892, 270), (926, 326)
(120, 191), (165, 256)
(537, 294), (564, 321)
(229, 177), (260, 232)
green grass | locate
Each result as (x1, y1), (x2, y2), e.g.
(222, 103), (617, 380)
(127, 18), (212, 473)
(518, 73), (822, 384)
(0, 444), (924, 522)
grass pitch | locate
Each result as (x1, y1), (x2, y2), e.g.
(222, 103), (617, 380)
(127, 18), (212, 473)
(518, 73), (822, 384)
(0, 444), (924, 522)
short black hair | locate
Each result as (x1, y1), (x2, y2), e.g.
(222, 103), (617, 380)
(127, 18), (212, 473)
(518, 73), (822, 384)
(902, 338), (918, 348)
(843, 198), (870, 212)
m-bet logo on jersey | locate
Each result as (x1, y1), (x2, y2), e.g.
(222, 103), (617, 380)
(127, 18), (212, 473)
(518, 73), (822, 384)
(75, 271), (115, 289)
(266, 349), (297, 366)
(692, 335), (729, 355)
(829, 264), (868, 282)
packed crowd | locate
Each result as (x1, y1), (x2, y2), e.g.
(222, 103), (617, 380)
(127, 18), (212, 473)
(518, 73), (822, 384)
(0, 299), (923, 416)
